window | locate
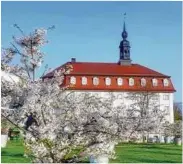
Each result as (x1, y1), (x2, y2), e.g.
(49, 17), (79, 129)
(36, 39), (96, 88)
(152, 78), (158, 86)
(164, 106), (170, 114)
(105, 77), (111, 86)
(81, 77), (87, 85)
(141, 78), (146, 86)
(117, 78), (123, 86)
(152, 95), (159, 100)
(70, 76), (76, 85)
(163, 79), (169, 87)
(163, 94), (169, 100)
(164, 106), (169, 110)
(93, 77), (99, 85)
(129, 78), (134, 86)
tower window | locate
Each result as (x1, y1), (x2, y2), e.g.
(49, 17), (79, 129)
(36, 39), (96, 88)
(81, 77), (87, 85)
(129, 78), (134, 86)
(93, 77), (99, 86)
(117, 78), (123, 86)
(141, 78), (146, 86)
(105, 77), (111, 86)
(70, 76), (76, 85)
(152, 78), (158, 86)
(163, 79), (169, 87)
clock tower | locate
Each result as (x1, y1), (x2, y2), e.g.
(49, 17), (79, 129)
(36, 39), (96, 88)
(119, 21), (132, 65)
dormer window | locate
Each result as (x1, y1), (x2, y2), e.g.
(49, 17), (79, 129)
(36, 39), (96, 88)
(93, 77), (99, 85)
(129, 78), (134, 86)
(117, 78), (123, 86)
(141, 78), (146, 86)
(105, 77), (111, 86)
(82, 77), (87, 85)
(152, 78), (158, 87)
(70, 76), (76, 85)
(163, 79), (169, 87)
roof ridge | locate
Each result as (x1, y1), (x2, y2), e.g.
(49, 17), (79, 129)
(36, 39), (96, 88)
(69, 61), (118, 64)
(68, 61), (138, 66)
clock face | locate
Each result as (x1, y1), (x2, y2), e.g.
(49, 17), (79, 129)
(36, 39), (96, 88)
(123, 41), (128, 45)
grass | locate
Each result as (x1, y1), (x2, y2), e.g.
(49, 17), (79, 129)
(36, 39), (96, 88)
(1, 140), (182, 163)
(111, 142), (182, 163)
(1, 140), (31, 163)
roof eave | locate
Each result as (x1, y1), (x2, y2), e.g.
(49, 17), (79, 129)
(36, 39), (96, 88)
(67, 73), (170, 78)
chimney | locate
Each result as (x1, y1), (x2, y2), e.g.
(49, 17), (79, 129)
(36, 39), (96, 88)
(71, 58), (76, 63)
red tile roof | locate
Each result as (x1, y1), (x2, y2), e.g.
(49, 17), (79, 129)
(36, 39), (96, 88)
(69, 62), (169, 77)
(43, 61), (175, 92)
(44, 62), (169, 78)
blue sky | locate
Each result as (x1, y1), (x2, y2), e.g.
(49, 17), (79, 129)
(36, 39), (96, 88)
(1, 1), (182, 102)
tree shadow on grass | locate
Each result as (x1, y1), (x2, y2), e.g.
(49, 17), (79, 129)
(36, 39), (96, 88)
(123, 144), (182, 153)
(125, 156), (182, 163)
(125, 149), (182, 156)
(1, 150), (24, 157)
(151, 145), (182, 151)
(112, 154), (182, 163)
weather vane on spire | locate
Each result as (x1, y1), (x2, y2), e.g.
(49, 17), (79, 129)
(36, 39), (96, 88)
(124, 12), (127, 21)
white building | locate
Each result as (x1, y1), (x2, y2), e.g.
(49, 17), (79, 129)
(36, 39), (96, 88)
(43, 21), (176, 142)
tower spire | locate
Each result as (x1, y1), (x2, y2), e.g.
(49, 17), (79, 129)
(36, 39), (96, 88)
(123, 21), (126, 32)
(122, 13), (128, 40)
(123, 13), (126, 31)
(119, 13), (132, 65)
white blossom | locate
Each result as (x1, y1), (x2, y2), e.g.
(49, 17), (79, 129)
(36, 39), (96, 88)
(1, 26), (167, 163)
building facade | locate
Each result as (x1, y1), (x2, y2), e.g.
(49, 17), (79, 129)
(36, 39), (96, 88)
(43, 21), (176, 140)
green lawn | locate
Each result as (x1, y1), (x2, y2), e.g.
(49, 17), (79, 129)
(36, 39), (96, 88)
(1, 140), (182, 163)
(1, 140), (30, 163)
(111, 143), (182, 163)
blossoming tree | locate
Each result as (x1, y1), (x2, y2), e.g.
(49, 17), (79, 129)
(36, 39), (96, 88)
(1, 25), (167, 163)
